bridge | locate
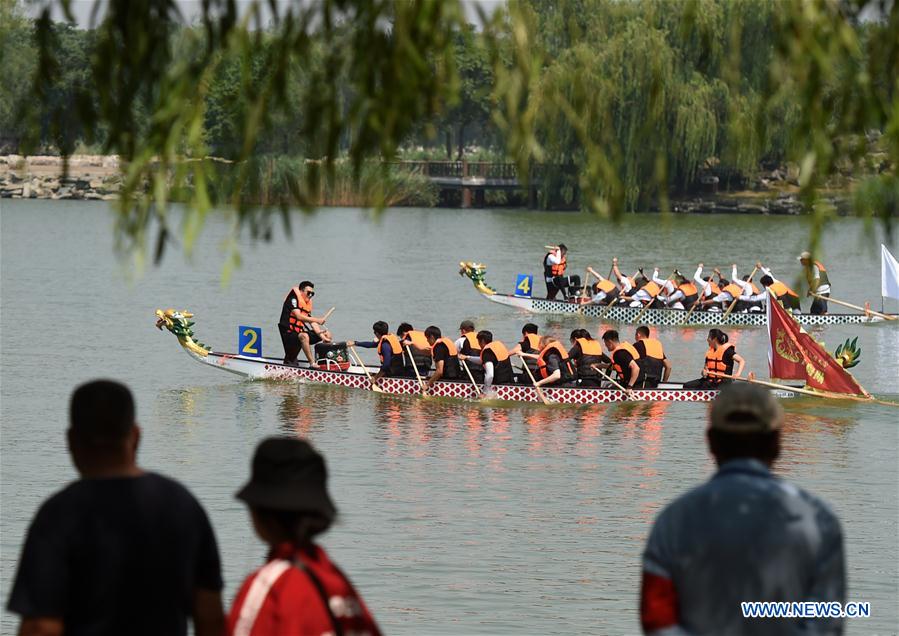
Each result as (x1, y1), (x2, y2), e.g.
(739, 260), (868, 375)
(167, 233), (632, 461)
(389, 160), (575, 208)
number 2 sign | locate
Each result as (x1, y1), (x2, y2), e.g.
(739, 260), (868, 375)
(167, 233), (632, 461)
(238, 326), (262, 357)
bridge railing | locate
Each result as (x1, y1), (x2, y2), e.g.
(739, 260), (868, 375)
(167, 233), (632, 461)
(388, 160), (577, 182)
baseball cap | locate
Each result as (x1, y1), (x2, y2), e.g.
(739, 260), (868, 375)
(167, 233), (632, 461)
(709, 383), (783, 433)
(797, 251), (812, 261)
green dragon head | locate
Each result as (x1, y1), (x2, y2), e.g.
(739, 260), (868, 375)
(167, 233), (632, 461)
(155, 309), (211, 357)
(832, 336), (861, 369)
(458, 261), (496, 295)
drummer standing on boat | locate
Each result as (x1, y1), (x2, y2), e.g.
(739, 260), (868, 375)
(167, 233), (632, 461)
(799, 251), (831, 315)
(279, 281), (332, 366)
(543, 244), (568, 299)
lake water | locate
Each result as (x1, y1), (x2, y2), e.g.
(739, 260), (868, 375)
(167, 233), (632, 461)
(2, 200), (898, 634)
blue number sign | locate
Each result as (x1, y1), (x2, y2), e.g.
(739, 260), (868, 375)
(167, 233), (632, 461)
(238, 326), (262, 358)
(514, 274), (534, 298)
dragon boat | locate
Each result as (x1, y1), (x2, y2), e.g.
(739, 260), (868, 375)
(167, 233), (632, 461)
(459, 262), (897, 328)
(155, 308), (799, 404)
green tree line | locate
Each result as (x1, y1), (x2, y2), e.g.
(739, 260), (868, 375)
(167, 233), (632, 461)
(0, 0), (895, 268)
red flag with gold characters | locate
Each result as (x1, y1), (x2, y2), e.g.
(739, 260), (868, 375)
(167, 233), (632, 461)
(766, 292), (868, 395)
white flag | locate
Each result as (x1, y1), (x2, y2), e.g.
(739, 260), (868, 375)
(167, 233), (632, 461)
(882, 244), (899, 300)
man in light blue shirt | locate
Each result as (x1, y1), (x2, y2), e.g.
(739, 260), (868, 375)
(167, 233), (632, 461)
(640, 384), (845, 635)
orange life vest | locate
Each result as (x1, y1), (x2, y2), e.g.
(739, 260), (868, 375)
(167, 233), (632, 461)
(461, 331), (481, 353)
(678, 282), (698, 296)
(575, 338), (604, 356)
(749, 282), (761, 294)
(805, 261), (830, 287)
(611, 341), (641, 378)
(722, 283), (743, 298)
(520, 333), (541, 352)
(707, 281), (721, 296)
(537, 342), (574, 380)
(404, 330), (429, 350)
(768, 281), (799, 299)
(704, 342), (735, 382)
(378, 334), (402, 362)
(480, 340), (510, 364)
(432, 337), (458, 357)
(641, 281), (662, 298)
(638, 338), (665, 360)
(594, 278), (616, 293)
(287, 287), (311, 333)
(552, 255), (567, 276)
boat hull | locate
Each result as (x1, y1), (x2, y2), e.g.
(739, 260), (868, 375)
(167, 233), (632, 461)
(190, 350), (797, 403)
(481, 293), (893, 327)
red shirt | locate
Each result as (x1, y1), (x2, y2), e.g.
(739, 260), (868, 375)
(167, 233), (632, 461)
(228, 542), (381, 636)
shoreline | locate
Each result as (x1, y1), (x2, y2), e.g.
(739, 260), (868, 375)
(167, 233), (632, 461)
(1, 154), (849, 214)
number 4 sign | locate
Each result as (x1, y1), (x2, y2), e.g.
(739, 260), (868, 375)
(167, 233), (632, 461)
(514, 274), (534, 298)
(238, 326), (262, 357)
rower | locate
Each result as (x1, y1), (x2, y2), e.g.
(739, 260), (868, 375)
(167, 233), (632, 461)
(460, 331), (514, 394)
(397, 322), (432, 377)
(347, 321), (404, 385)
(758, 262), (801, 311)
(601, 329), (642, 389)
(799, 251), (831, 315)
(278, 280), (332, 366)
(731, 264), (765, 312)
(424, 326), (461, 390)
(508, 323), (541, 382)
(633, 325), (671, 388)
(455, 320), (483, 381)
(543, 244), (568, 299)
(528, 336), (575, 387)
(568, 329), (609, 387)
(611, 258), (640, 305)
(693, 264), (723, 308)
(585, 267), (620, 305)
(630, 270), (663, 308)
(683, 329), (746, 389)
(650, 268), (677, 303)
(697, 267), (734, 311)
(661, 271), (698, 309)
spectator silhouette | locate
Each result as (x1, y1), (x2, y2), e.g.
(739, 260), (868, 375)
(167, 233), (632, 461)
(6, 379), (224, 636)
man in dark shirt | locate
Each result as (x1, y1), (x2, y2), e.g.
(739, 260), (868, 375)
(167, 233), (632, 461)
(601, 329), (643, 389)
(7, 380), (224, 636)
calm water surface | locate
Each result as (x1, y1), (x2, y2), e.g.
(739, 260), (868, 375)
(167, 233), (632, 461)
(2, 201), (898, 634)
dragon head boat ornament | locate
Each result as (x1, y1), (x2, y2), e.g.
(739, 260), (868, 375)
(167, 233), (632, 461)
(459, 261), (496, 295)
(155, 309), (211, 357)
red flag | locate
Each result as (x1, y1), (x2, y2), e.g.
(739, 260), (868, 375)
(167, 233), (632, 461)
(766, 293), (868, 395)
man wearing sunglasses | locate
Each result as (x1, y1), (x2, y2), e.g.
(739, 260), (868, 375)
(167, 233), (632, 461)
(278, 281), (332, 366)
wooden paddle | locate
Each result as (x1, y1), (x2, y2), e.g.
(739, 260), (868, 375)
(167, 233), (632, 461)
(347, 344), (384, 393)
(517, 355), (553, 405)
(809, 293), (897, 321)
(459, 358), (482, 399)
(321, 307), (335, 322)
(723, 266), (758, 318)
(590, 364), (634, 399)
(405, 345), (428, 395)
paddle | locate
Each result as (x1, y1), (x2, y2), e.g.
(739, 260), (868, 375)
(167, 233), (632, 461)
(723, 266), (758, 318)
(518, 354), (553, 405)
(459, 358), (482, 399)
(809, 293), (897, 321)
(590, 364), (634, 399)
(405, 345), (428, 395)
(347, 344), (384, 393)
(321, 307), (335, 322)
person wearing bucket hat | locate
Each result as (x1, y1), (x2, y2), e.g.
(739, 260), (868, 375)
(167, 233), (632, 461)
(640, 384), (845, 635)
(798, 251), (832, 315)
(227, 438), (381, 636)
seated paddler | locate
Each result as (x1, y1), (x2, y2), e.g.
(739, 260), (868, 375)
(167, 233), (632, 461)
(758, 262), (801, 312)
(460, 331), (514, 394)
(508, 323), (541, 382)
(397, 322), (433, 378)
(522, 336), (576, 388)
(585, 267), (619, 305)
(424, 326), (461, 390)
(601, 329), (643, 390)
(347, 321), (404, 386)
(567, 329), (609, 388)
(633, 326), (671, 388)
